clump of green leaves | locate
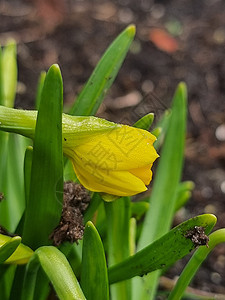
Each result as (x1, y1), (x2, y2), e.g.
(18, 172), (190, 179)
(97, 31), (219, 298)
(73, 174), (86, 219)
(0, 26), (224, 300)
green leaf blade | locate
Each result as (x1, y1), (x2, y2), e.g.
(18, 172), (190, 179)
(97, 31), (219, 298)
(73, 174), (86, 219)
(22, 64), (64, 249)
(133, 113), (154, 130)
(0, 45), (3, 104)
(81, 221), (109, 300)
(35, 71), (46, 110)
(105, 197), (131, 300)
(108, 214), (216, 284)
(0, 234), (33, 264)
(36, 246), (85, 300)
(140, 83), (187, 244)
(168, 228), (225, 300)
(70, 25), (135, 116)
(0, 41), (22, 232)
(1, 40), (17, 108)
(0, 134), (30, 232)
(0, 236), (21, 264)
(132, 82), (188, 299)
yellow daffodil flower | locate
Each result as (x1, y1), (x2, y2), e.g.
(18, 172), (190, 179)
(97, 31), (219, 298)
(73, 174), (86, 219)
(63, 123), (158, 196)
(0, 106), (158, 196)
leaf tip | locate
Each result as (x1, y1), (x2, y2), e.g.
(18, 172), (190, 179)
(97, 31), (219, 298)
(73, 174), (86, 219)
(4, 39), (17, 51)
(11, 236), (22, 243)
(206, 213), (217, 223)
(126, 24), (136, 37)
(177, 81), (187, 97)
(49, 63), (61, 73)
(85, 220), (94, 228)
(45, 64), (63, 87)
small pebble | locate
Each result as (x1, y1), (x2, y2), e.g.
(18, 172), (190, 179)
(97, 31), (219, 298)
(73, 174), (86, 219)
(118, 8), (134, 23)
(130, 40), (141, 54)
(215, 255), (225, 271)
(129, 69), (142, 81)
(220, 181), (225, 194)
(201, 186), (213, 198)
(151, 4), (165, 19)
(204, 204), (216, 214)
(141, 80), (154, 93)
(210, 272), (222, 285)
(213, 27), (225, 44)
(215, 124), (225, 141)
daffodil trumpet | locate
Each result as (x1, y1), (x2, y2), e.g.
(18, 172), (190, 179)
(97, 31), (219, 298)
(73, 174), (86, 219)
(0, 105), (158, 196)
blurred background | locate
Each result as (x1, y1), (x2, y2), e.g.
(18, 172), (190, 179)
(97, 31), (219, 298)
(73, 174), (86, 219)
(1, 0), (225, 296)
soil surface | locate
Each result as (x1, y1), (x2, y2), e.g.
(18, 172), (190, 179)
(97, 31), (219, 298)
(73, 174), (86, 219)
(1, 0), (225, 298)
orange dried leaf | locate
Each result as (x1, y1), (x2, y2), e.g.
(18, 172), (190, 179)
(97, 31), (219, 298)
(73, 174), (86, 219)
(149, 28), (179, 53)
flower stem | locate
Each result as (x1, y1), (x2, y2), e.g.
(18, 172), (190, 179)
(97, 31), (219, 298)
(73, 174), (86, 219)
(0, 106), (36, 138)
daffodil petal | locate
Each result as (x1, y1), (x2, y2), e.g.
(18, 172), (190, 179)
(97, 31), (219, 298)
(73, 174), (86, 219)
(71, 157), (147, 196)
(130, 164), (153, 185)
(71, 125), (159, 171)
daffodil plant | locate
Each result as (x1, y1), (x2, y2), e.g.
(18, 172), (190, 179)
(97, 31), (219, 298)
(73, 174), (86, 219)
(0, 26), (224, 300)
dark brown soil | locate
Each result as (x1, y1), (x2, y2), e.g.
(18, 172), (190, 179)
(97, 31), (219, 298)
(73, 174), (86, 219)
(1, 0), (225, 297)
(50, 182), (90, 246)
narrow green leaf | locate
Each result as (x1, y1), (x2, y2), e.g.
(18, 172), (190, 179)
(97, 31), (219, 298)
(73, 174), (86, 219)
(133, 113), (154, 130)
(0, 40), (21, 231)
(153, 110), (171, 150)
(13, 147), (34, 237)
(0, 45), (3, 104)
(168, 228), (225, 300)
(83, 192), (102, 224)
(0, 131), (9, 222)
(2, 40), (17, 108)
(21, 254), (41, 300)
(129, 218), (137, 256)
(108, 214), (216, 284)
(95, 202), (107, 238)
(70, 25), (136, 116)
(174, 181), (195, 212)
(9, 266), (28, 300)
(33, 269), (50, 300)
(65, 242), (83, 278)
(35, 71), (46, 110)
(133, 82), (187, 299)
(64, 157), (77, 181)
(0, 236), (21, 264)
(5, 243), (33, 265)
(81, 221), (109, 300)
(131, 201), (149, 221)
(1, 264), (17, 300)
(0, 134), (29, 232)
(0, 234), (33, 264)
(22, 64), (63, 249)
(150, 126), (161, 139)
(22, 246), (86, 300)
(1, 134), (29, 232)
(105, 197), (131, 300)
(0, 264), (11, 281)
(24, 147), (33, 206)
